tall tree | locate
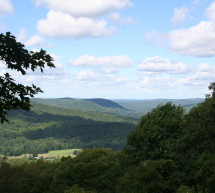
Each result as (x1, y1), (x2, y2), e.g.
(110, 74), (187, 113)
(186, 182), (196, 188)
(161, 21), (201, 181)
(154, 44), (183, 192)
(124, 102), (184, 165)
(0, 32), (55, 123)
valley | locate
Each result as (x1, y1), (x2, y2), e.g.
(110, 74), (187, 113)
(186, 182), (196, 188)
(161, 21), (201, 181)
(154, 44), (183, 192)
(0, 98), (203, 156)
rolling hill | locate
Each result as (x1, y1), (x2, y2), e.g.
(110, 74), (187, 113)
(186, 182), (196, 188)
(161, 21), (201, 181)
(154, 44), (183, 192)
(0, 102), (135, 156)
(32, 97), (204, 118)
(0, 97), (203, 156)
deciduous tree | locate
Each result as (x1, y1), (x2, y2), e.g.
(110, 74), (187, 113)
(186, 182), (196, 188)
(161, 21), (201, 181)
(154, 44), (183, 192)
(0, 32), (55, 123)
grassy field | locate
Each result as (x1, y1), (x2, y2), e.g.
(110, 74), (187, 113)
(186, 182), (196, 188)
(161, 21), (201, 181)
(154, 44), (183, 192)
(47, 149), (82, 157)
(1, 149), (83, 165)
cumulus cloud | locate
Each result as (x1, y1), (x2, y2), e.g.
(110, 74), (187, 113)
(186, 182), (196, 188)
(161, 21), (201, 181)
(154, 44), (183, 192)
(109, 12), (135, 25)
(178, 62), (215, 87)
(138, 56), (189, 74)
(171, 7), (189, 26)
(69, 55), (133, 68)
(205, 1), (215, 21)
(169, 21), (215, 56)
(76, 70), (99, 81)
(25, 35), (46, 47)
(74, 70), (128, 91)
(17, 29), (50, 48)
(198, 63), (215, 73)
(37, 10), (114, 38)
(179, 72), (215, 87)
(168, 2), (215, 56)
(34, 0), (132, 17)
(34, 0), (133, 39)
(0, 0), (13, 17)
(145, 2), (215, 57)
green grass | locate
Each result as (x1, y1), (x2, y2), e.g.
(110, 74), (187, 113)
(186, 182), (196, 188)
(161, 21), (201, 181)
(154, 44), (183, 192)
(47, 149), (82, 157)
(2, 149), (83, 166)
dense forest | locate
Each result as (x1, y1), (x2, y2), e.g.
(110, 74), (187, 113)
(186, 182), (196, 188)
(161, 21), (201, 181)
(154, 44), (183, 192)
(0, 97), (202, 156)
(0, 102), (135, 156)
(0, 83), (214, 193)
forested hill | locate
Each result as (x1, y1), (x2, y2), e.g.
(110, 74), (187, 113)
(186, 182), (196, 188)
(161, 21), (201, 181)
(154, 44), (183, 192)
(85, 98), (126, 109)
(32, 98), (131, 117)
(32, 98), (203, 118)
(0, 98), (203, 156)
(0, 102), (135, 156)
(113, 98), (204, 115)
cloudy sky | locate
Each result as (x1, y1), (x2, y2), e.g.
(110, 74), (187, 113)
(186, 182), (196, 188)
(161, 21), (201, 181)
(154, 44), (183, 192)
(1, 0), (215, 99)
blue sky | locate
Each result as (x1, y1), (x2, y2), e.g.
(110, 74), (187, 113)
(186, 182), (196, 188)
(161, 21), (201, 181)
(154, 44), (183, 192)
(1, 0), (215, 99)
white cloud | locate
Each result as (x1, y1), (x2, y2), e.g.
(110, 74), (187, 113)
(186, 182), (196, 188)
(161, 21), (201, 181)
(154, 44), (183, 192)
(34, 0), (132, 17)
(114, 77), (127, 83)
(205, 1), (215, 21)
(171, 7), (189, 26)
(169, 2), (215, 56)
(17, 29), (27, 42)
(179, 72), (215, 87)
(138, 56), (189, 74)
(25, 35), (46, 47)
(17, 29), (51, 48)
(178, 62), (215, 87)
(145, 2), (215, 57)
(76, 70), (99, 82)
(109, 12), (135, 25)
(198, 63), (215, 72)
(37, 10), (114, 38)
(0, 0), (13, 17)
(70, 55), (133, 68)
(192, 0), (201, 5)
(169, 20), (215, 56)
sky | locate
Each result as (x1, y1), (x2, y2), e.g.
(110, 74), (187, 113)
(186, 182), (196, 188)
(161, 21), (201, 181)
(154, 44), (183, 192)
(1, 0), (215, 99)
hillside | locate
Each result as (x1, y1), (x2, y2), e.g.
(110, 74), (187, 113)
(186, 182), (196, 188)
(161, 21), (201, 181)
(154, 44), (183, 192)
(85, 98), (126, 109)
(0, 98), (203, 156)
(32, 98), (134, 117)
(33, 98), (204, 118)
(0, 103), (135, 156)
(113, 98), (204, 116)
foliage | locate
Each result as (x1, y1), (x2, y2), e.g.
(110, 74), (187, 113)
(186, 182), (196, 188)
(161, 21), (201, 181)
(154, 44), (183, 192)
(124, 102), (184, 164)
(0, 83), (214, 193)
(64, 185), (95, 193)
(116, 159), (180, 193)
(0, 102), (135, 155)
(59, 148), (121, 193)
(176, 185), (195, 193)
(0, 32), (55, 123)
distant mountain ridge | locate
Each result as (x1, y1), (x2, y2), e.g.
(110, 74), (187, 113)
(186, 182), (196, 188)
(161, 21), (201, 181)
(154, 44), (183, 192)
(0, 97), (204, 156)
(32, 97), (204, 119)
(84, 98), (126, 109)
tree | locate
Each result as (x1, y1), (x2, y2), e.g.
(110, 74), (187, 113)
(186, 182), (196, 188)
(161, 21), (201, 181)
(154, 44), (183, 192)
(177, 82), (215, 158)
(124, 102), (184, 165)
(0, 32), (55, 123)
(175, 82), (215, 191)
(116, 159), (179, 193)
(206, 82), (215, 98)
(59, 148), (121, 193)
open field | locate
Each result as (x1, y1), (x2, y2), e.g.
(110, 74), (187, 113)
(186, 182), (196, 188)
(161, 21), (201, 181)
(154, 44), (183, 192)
(47, 149), (82, 157)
